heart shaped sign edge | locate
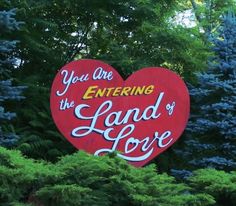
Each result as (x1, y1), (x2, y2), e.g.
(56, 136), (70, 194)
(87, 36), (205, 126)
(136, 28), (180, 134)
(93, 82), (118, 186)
(50, 59), (190, 167)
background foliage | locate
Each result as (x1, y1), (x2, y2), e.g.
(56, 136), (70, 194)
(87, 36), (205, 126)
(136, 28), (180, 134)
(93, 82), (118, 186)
(170, 10), (236, 176)
(0, 8), (25, 146)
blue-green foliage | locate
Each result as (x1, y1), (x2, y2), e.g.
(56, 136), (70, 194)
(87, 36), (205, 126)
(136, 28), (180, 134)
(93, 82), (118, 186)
(184, 11), (236, 170)
(0, 9), (25, 146)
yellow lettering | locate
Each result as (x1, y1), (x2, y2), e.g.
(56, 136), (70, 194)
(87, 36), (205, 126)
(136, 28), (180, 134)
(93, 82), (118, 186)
(144, 85), (154, 95)
(121, 87), (132, 96)
(106, 87), (115, 97)
(83, 85), (155, 99)
(112, 87), (122, 96)
(130, 86), (137, 95)
(83, 86), (98, 99)
(95, 88), (106, 98)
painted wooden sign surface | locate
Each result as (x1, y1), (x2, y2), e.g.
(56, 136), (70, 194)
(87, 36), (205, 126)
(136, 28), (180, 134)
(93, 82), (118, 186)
(50, 59), (190, 167)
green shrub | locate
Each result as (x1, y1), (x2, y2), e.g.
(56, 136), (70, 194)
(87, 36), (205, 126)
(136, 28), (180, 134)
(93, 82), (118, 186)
(189, 169), (236, 206)
(0, 147), (215, 206)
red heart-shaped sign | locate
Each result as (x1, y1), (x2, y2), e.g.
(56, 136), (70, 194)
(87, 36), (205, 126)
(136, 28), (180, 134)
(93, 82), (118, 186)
(50, 59), (190, 167)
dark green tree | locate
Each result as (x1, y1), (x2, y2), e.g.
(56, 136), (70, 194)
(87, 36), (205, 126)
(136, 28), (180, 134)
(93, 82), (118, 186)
(189, 0), (236, 38)
(1, 0), (209, 161)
